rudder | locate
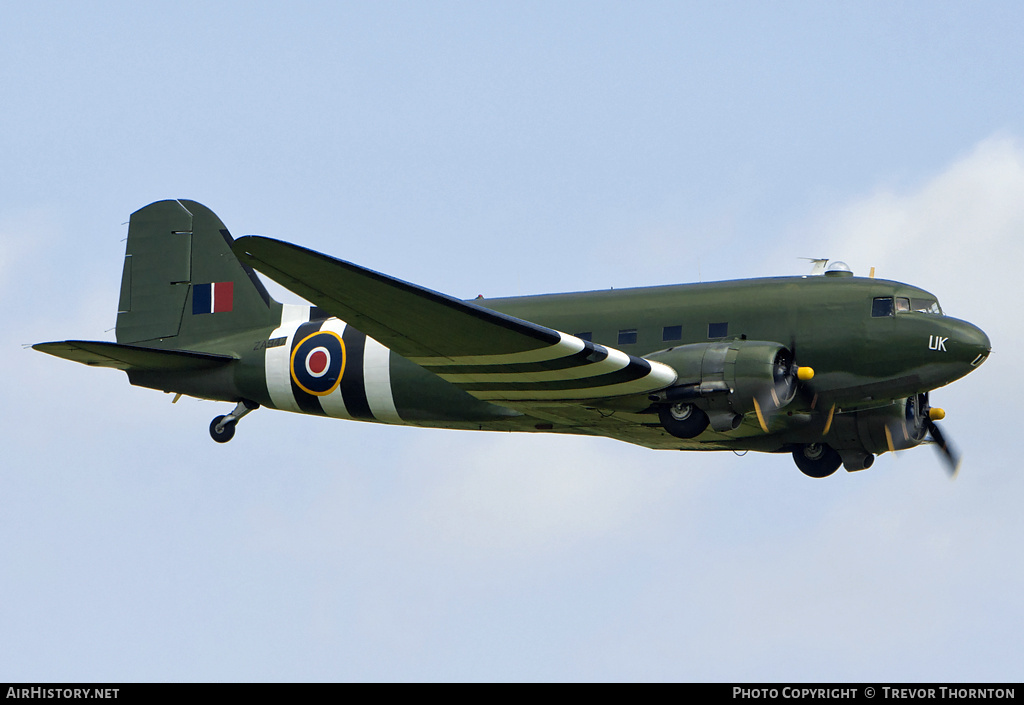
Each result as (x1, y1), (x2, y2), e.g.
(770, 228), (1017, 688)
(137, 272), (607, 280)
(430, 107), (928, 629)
(116, 199), (279, 349)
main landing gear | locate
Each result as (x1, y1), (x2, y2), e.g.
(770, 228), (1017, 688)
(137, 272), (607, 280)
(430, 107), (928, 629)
(658, 402), (710, 439)
(791, 443), (843, 478)
(209, 400), (259, 443)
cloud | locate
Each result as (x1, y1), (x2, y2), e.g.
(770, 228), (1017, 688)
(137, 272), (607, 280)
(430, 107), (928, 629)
(783, 134), (1022, 480)
(8, 134), (1023, 681)
(799, 134), (1024, 336)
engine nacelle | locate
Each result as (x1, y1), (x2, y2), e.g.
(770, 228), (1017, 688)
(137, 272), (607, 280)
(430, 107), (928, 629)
(849, 394), (930, 454)
(646, 340), (800, 426)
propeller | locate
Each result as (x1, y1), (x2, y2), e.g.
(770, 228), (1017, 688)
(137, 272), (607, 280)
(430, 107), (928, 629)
(909, 393), (962, 478)
(752, 347), (814, 433)
(924, 407), (962, 479)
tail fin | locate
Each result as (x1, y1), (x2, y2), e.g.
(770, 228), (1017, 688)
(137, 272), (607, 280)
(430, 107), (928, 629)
(115, 200), (280, 349)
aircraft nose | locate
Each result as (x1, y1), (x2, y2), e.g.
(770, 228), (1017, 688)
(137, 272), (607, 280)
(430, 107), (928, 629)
(970, 325), (991, 368)
(948, 318), (991, 369)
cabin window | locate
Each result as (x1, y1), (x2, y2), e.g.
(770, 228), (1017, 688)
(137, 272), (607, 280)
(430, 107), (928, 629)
(576, 331), (593, 342)
(896, 297), (911, 312)
(618, 329), (637, 345)
(708, 322), (728, 338)
(663, 325), (682, 341)
(872, 297), (894, 317)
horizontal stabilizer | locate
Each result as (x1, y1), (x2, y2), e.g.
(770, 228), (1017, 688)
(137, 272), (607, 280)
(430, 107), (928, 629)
(33, 340), (236, 372)
(233, 236), (677, 401)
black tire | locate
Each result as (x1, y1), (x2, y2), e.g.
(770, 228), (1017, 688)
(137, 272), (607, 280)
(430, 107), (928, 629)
(209, 415), (236, 443)
(792, 443), (841, 478)
(659, 403), (710, 439)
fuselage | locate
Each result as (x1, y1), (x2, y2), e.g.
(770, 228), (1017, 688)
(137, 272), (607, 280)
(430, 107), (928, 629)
(479, 274), (990, 409)
(162, 272), (988, 456)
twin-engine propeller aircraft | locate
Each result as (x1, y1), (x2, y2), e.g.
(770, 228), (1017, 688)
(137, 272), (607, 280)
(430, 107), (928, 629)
(35, 200), (991, 478)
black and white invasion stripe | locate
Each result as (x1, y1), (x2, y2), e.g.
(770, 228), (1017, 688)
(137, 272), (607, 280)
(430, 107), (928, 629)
(264, 304), (402, 423)
(408, 332), (677, 401)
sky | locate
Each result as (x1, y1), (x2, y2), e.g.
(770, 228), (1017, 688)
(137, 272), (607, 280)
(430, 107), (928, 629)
(2, 1), (1022, 682)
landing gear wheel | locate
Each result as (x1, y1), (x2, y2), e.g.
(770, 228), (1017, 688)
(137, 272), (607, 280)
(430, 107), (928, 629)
(793, 443), (841, 478)
(209, 415), (236, 443)
(659, 402), (710, 439)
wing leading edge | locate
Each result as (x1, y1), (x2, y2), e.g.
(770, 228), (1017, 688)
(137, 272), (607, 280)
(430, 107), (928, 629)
(232, 236), (677, 402)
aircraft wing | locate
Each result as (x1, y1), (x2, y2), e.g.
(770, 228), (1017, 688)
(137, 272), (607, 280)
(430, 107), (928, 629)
(233, 236), (677, 401)
(33, 340), (235, 371)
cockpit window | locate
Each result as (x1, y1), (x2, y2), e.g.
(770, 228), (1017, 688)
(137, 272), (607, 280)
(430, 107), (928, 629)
(872, 297), (894, 317)
(886, 295), (944, 316)
(911, 298), (942, 315)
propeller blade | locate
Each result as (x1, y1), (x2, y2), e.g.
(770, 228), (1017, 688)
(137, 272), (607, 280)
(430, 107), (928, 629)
(926, 419), (961, 479)
(884, 424), (896, 454)
(752, 397), (769, 433)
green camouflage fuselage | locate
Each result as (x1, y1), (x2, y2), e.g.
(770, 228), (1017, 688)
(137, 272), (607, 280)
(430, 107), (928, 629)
(125, 273), (987, 454)
(36, 200), (990, 474)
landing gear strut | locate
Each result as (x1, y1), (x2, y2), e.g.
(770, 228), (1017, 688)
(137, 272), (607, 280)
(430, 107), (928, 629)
(209, 400), (259, 443)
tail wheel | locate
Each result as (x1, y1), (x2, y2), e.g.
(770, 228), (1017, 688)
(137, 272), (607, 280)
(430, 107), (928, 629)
(659, 402), (710, 439)
(209, 415), (236, 443)
(792, 443), (841, 478)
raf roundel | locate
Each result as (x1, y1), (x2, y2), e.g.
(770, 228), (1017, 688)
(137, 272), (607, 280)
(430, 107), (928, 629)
(290, 330), (346, 396)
